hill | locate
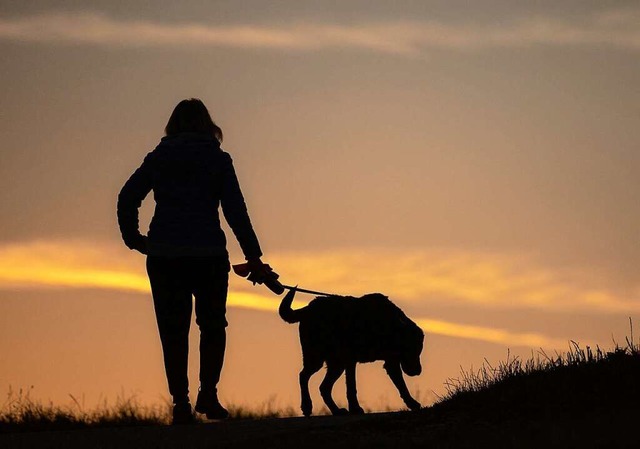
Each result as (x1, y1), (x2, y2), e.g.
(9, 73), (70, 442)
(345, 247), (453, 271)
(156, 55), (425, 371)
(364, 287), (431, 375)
(2, 339), (638, 448)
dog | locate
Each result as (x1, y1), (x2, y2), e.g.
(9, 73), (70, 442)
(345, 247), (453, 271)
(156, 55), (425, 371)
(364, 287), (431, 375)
(279, 288), (424, 416)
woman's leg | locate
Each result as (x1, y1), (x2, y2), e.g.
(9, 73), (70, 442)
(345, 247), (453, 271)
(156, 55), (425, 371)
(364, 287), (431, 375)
(192, 257), (230, 396)
(146, 256), (193, 404)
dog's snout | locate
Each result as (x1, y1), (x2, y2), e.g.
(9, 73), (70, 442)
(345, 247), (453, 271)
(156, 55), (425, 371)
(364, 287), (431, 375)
(401, 360), (422, 377)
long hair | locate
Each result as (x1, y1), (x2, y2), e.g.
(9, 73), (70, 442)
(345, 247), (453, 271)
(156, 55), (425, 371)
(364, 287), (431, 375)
(165, 98), (223, 142)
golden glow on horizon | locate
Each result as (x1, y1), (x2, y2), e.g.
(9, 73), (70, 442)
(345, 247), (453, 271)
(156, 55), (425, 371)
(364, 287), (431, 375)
(270, 250), (639, 314)
(0, 239), (619, 349)
(416, 318), (574, 349)
(0, 240), (286, 313)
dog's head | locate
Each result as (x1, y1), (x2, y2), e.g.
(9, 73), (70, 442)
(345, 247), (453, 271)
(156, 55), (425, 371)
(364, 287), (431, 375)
(399, 320), (424, 376)
(357, 293), (425, 376)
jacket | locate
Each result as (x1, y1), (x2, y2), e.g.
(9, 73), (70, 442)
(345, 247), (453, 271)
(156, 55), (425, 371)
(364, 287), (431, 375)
(117, 132), (262, 259)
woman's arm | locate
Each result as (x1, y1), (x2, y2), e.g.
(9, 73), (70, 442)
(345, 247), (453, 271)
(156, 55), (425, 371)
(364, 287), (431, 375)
(220, 152), (263, 261)
(117, 154), (153, 254)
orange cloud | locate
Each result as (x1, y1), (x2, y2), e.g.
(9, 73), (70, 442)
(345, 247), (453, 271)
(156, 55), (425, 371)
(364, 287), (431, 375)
(416, 318), (574, 348)
(269, 249), (639, 314)
(0, 240), (637, 315)
(0, 240), (284, 312)
(0, 240), (625, 349)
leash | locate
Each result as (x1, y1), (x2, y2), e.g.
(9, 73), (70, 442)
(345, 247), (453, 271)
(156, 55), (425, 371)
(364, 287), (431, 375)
(232, 262), (340, 296)
(280, 284), (337, 297)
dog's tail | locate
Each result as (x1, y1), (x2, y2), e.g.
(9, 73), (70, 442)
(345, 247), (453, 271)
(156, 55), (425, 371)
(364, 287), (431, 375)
(279, 288), (304, 323)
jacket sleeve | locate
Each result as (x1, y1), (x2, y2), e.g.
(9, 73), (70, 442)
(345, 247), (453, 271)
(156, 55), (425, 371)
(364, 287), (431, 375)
(117, 153), (153, 251)
(220, 152), (263, 260)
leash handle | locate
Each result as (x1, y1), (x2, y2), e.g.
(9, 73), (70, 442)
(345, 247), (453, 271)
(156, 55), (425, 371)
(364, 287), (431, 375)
(232, 263), (337, 296)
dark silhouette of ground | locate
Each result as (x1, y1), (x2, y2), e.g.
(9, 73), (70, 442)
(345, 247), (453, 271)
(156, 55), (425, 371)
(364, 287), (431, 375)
(2, 342), (638, 448)
(1, 405), (638, 448)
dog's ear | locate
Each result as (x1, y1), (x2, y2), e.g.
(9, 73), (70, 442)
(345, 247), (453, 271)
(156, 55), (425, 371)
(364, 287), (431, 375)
(394, 311), (423, 338)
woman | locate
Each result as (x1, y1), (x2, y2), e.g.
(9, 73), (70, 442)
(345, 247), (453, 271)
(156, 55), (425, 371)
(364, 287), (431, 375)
(117, 98), (268, 424)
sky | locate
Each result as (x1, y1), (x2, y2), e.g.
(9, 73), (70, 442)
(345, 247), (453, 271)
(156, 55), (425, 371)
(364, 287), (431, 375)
(0, 0), (639, 413)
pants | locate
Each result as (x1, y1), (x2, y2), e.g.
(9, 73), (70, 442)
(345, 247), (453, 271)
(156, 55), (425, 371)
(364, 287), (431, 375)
(146, 255), (230, 404)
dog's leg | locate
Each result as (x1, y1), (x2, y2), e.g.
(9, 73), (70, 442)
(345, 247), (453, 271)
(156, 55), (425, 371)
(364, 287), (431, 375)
(345, 363), (365, 414)
(383, 361), (421, 411)
(320, 364), (347, 416)
(299, 360), (322, 417)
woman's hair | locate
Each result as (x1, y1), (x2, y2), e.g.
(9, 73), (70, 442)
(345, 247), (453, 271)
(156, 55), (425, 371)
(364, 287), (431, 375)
(165, 98), (223, 142)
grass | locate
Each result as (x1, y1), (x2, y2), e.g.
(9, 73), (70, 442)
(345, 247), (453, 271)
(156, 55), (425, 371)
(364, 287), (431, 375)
(225, 395), (297, 420)
(433, 319), (640, 417)
(0, 388), (300, 433)
(0, 388), (170, 432)
(2, 322), (638, 434)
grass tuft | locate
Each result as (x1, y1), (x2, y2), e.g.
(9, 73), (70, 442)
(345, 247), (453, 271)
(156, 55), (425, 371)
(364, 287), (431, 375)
(0, 387), (169, 432)
(0, 389), (299, 433)
(225, 395), (297, 420)
(434, 319), (640, 416)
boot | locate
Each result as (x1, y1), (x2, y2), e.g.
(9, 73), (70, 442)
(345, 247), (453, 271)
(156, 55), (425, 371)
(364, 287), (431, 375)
(195, 389), (229, 420)
(172, 401), (196, 425)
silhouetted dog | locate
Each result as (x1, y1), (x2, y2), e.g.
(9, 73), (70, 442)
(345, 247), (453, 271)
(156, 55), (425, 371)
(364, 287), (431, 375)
(279, 289), (424, 416)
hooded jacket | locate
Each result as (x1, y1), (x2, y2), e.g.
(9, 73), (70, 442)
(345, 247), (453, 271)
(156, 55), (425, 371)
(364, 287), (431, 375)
(117, 132), (262, 259)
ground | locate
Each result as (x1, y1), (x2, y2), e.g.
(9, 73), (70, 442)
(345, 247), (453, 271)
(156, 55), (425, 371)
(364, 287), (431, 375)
(3, 343), (639, 448)
(2, 405), (639, 449)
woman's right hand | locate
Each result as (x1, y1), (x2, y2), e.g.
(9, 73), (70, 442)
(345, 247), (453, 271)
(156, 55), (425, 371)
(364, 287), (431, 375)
(246, 257), (264, 273)
(246, 258), (284, 294)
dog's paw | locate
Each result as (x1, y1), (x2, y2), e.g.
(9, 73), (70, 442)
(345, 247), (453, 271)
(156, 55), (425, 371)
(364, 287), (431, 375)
(349, 405), (365, 415)
(331, 408), (349, 416)
(405, 399), (422, 411)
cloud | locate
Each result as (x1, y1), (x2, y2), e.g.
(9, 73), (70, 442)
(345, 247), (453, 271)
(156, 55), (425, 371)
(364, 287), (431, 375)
(416, 318), (573, 348)
(0, 10), (638, 55)
(0, 240), (637, 315)
(0, 239), (283, 312)
(269, 249), (639, 315)
(0, 239), (631, 349)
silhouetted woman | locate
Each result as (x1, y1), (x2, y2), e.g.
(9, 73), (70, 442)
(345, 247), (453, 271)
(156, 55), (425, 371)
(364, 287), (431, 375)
(117, 98), (266, 424)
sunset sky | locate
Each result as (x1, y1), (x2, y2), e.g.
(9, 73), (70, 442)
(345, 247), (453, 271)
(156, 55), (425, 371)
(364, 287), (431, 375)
(1, 1), (639, 412)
